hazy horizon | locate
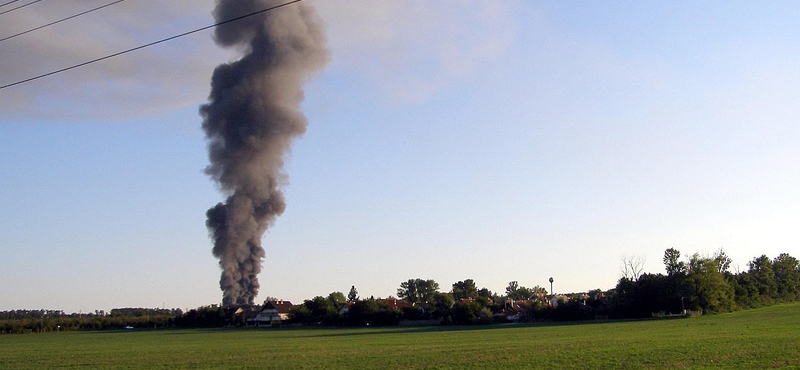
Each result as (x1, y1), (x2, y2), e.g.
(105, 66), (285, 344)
(2, 0), (798, 313)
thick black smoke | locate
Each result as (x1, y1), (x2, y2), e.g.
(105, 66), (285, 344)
(200, 0), (328, 306)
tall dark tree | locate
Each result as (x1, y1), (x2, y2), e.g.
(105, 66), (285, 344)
(773, 253), (800, 300)
(327, 292), (346, 310)
(663, 248), (686, 276)
(303, 296), (337, 324)
(450, 301), (484, 325)
(505, 281), (537, 300)
(749, 255), (778, 299)
(288, 305), (313, 324)
(451, 279), (479, 300)
(505, 281), (520, 297)
(346, 298), (401, 326)
(431, 292), (455, 321)
(661, 248), (688, 313)
(261, 296), (280, 306)
(347, 286), (359, 303)
(733, 272), (761, 308)
(346, 299), (379, 326)
(398, 279), (418, 303)
(398, 279), (439, 304)
(686, 254), (734, 313)
(714, 249), (732, 274)
(530, 285), (548, 295)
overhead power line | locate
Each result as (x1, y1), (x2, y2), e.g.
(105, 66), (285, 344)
(0, 0), (24, 8)
(0, 0), (46, 16)
(0, 0), (303, 90)
(1, 0), (127, 43)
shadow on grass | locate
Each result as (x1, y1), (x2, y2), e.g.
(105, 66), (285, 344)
(74, 316), (692, 338)
(77, 327), (234, 336)
(273, 316), (690, 339)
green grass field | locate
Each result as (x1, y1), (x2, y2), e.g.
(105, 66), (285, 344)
(1, 303), (798, 369)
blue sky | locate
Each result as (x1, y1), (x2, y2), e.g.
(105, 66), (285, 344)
(1, 0), (798, 312)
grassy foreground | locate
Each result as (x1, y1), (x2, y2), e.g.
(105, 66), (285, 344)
(1, 303), (798, 369)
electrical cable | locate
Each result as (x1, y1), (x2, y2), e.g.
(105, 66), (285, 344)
(0, 0), (127, 43)
(0, 0), (24, 8)
(0, 0), (46, 16)
(0, 0), (303, 90)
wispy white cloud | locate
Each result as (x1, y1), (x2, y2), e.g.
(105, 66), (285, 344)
(0, 0), (228, 120)
(1, 0), (522, 119)
(314, 0), (521, 104)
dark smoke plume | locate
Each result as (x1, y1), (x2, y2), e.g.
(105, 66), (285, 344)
(200, 0), (328, 306)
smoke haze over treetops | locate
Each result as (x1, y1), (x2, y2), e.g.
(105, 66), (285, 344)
(200, 0), (328, 306)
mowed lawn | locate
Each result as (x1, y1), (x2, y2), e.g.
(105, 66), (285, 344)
(1, 303), (798, 369)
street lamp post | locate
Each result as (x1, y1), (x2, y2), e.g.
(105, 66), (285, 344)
(681, 296), (686, 315)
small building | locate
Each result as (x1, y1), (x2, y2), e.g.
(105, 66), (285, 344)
(338, 302), (355, 316)
(248, 300), (293, 326)
(494, 299), (529, 322)
(549, 294), (568, 308)
(382, 298), (407, 311)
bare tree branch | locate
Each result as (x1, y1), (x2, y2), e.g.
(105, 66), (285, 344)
(621, 254), (646, 280)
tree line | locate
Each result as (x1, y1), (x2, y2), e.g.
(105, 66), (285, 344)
(3, 249), (797, 333)
(612, 249), (800, 318)
(287, 278), (598, 326)
(0, 308), (181, 334)
(286, 249), (800, 325)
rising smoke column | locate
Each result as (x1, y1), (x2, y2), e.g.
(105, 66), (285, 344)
(200, 0), (328, 306)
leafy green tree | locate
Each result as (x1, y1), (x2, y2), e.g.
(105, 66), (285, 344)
(347, 285), (359, 302)
(417, 280), (440, 304)
(773, 253), (800, 300)
(303, 296), (337, 324)
(451, 279), (479, 300)
(519, 286), (537, 299)
(398, 279), (418, 303)
(612, 274), (679, 318)
(661, 248), (689, 312)
(530, 285), (548, 295)
(637, 273), (678, 314)
(288, 305), (312, 324)
(505, 281), (538, 300)
(346, 298), (398, 326)
(505, 281), (522, 299)
(430, 292), (455, 321)
(733, 272), (761, 308)
(397, 279), (440, 304)
(450, 301), (483, 325)
(686, 254), (734, 313)
(714, 249), (732, 274)
(663, 248), (686, 276)
(261, 296), (279, 306)
(372, 300), (403, 326)
(749, 255), (778, 299)
(475, 296), (493, 308)
(327, 292), (346, 310)
(506, 281), (519, 294)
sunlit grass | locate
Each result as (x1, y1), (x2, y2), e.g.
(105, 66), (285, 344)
(1, 303), (798, 369)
